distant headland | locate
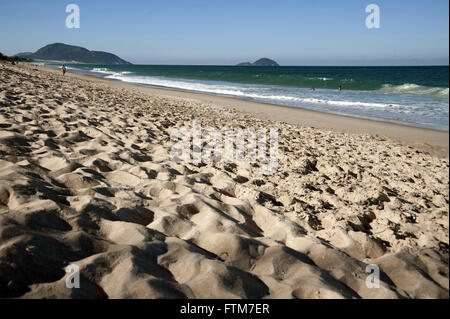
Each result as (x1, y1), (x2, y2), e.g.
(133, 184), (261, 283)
(15, 43), (132, 65)
(236, 58), (279, 66)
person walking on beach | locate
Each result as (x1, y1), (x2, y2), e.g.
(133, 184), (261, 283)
(61, 64), (67, 76)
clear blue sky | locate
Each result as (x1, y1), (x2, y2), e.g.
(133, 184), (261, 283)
(0, 0), (448, 65)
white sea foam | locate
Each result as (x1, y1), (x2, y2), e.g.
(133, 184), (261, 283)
(308, 77), (333, 81)
(105, 73), (408, 109)
(91, 68), (115, 74)
(380, 83), (449, 98)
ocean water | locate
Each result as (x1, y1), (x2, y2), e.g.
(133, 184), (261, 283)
(50, 64), (449, 130)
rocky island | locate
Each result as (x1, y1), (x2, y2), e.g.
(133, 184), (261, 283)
(236, 58), (279, 66)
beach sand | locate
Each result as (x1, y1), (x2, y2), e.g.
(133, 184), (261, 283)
(0, 62), (448, 299)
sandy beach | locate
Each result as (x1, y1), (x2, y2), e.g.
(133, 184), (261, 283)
(0, 62), (448, 298)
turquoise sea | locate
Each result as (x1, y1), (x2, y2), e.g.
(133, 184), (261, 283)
(46, 64), (449, 130)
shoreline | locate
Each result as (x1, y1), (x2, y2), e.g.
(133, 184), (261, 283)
(35, 63), (449, 157)
(62, 66), (450, 132)
(57, 64), (450, 132)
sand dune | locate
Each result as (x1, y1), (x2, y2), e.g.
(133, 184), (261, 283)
(0, 62), (448, 299)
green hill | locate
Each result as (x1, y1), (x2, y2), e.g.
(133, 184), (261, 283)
(16, 43), (131, 65)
